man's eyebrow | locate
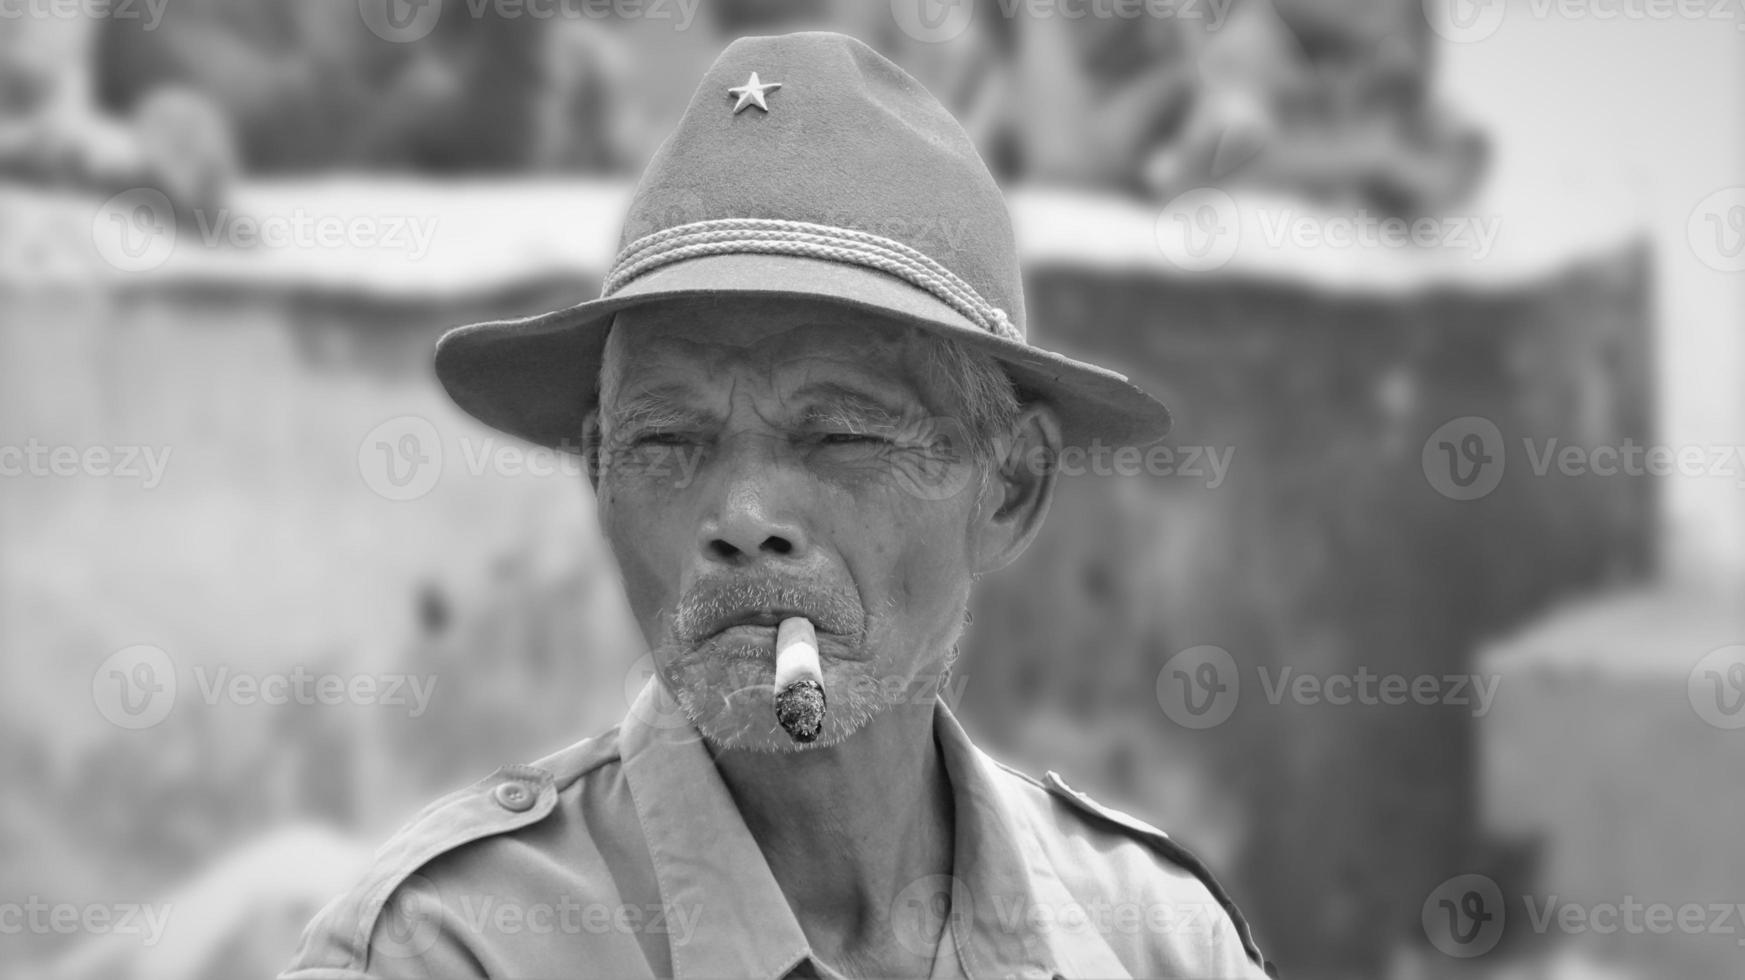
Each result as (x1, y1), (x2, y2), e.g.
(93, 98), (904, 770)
(792, 382), (913, 427)
(604, 385), (715, 429)
(605, 381), (917, 429)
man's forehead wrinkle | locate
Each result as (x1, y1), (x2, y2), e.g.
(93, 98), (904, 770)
(620, 342), (924, 415)
(602, 330), (723, 425)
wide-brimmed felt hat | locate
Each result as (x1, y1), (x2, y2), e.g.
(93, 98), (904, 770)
(434, 31), (1171, 451)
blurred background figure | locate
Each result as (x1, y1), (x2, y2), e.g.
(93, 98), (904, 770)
(0, 2), (1738, 979)
(0, 9), (235, 214)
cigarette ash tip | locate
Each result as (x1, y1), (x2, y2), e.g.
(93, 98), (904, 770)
(775, 679), (825, 743)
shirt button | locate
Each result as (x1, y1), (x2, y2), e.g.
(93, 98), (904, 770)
(493, 779), (537, 812)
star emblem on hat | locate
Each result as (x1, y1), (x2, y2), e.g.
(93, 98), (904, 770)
(727, 72), (782, 114)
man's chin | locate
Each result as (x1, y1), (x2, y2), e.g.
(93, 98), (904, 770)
(664, 656), (880, 753)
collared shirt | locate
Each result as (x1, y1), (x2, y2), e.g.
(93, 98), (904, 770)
(282, 680), (1273, 980)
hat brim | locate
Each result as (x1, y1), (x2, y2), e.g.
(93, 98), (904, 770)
(434, 252), (1172, 453)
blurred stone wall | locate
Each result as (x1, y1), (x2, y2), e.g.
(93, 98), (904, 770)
(1478, 590), (1745, 980)
(961, 242), (1655, 976)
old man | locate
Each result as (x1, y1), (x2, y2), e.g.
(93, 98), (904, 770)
(284, 31), (1272, 980)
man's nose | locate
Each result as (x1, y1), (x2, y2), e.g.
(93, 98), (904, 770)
(696, 436), (812, 566)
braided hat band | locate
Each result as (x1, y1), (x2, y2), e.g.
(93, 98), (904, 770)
(603, 218), (1024, 345)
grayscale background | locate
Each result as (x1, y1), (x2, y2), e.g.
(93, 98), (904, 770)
(1, 1), (1740, 977)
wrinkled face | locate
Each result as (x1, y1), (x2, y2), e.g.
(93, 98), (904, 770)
(591, 297), (997, 752)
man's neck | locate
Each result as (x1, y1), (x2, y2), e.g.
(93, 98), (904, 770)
(710, 701), (955, 968)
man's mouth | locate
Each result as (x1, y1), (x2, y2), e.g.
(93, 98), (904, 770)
(704, 608), (811, 639)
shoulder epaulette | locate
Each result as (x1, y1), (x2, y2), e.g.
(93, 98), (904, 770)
(1041, 770), (1277, 978)
(288, 732), (621, 974)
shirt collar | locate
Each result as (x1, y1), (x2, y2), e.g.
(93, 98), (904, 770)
(619, 678), (812, 980)
(619, 678), (1131, 980)
(932, 697), (1133, 980)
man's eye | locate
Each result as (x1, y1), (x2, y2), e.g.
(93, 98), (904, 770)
(631, 431), (693, 447)
(818, 431), (887, 446)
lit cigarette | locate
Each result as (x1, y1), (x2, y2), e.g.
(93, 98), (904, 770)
(774, 616), (825, 743)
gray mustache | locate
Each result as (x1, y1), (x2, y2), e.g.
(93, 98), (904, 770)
(672, 577), (863, 644)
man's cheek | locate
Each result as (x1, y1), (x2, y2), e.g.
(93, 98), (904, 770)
(876, 525), (971, 632)
(598, 497), (686, 633)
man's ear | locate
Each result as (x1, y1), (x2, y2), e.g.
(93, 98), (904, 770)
(581, 406), (602, 492)
(971, 403), (1061, 576)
